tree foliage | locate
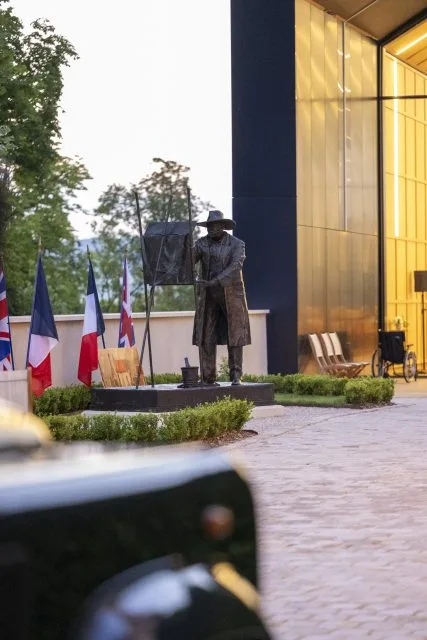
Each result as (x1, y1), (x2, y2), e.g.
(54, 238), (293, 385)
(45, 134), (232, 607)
(0, 0), (210, 317)
(0, 0), (88, 314)
(92, 158), (210, 312)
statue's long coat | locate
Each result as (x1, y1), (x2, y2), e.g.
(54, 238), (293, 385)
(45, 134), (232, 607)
(192, 233), (251, 347)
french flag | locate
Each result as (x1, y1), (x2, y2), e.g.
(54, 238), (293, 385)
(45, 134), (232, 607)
(78, 258), (105, 387)
(0, 266), (13, 371)
(118, 256), (135, 348)
(26, 256), (59, 396)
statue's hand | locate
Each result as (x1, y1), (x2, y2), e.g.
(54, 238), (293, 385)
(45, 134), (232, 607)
(197, 279), (219, 287)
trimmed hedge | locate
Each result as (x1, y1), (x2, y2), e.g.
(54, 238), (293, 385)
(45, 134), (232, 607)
(34, 372), (395, 418)
(242, 373), (349, 396)
(34, 385), (92, 417)
(148, 373), (182, 385)
(344, 378), (395, 405)
(44, 397), (252, 444)
(242, 373), (305, 394)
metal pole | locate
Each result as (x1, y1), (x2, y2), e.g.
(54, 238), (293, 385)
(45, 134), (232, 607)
(135, 191), (173, 388)
(186, 184), (203, 385)
(136, 192), (174, 388)
(134, 191), (155, 388)
(26, 248), (42, 368)
(377, 41), (385, 333)
(423, 291), (426, 372)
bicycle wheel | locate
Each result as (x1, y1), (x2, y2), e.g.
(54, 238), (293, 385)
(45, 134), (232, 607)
(403, 351), (417, 383)
(371, 349), (384, 377)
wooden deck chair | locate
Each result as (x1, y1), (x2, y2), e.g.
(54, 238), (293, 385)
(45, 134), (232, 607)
(328, 332), (369, 376)
(320, 333), (362, 378)
(308, 334), (349, 377)
(0, 368), (33, 412)
(98, 347), (146, 387)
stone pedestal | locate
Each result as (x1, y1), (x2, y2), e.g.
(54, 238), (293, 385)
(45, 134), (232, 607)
(90, 382), (274, 413)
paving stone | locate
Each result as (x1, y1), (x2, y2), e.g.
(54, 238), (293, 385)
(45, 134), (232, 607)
(225, 396), (427, 638)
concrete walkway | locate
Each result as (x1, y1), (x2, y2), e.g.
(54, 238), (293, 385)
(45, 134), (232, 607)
(225, 386), (427, 639)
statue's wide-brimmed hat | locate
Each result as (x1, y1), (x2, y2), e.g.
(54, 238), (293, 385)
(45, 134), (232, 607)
(197, 210), (236, 230)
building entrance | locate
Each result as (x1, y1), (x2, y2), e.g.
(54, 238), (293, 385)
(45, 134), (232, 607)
(383, 21), (427, 371)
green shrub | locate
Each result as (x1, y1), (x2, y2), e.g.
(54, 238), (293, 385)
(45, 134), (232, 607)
(47, 413), (159, 442)
(275, 374), (305, 393)
(329, 377), (349, 396)
(34, 385), (92, 417)
(293, 375), (348, 396)
(344, 377), (395, 405)
(294, 375), (330, 396)
(241, 373), (303, 393)
(149, 373), (182, 385)
(44, 398), (252, 444)
(47, 415), (91, 441)
(34, 372), (392, 418)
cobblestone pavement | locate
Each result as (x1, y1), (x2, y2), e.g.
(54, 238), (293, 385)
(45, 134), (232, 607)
(225, 398), (427, 639)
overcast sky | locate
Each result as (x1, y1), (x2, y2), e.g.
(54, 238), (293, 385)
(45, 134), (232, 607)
(12, 0), (232, 238)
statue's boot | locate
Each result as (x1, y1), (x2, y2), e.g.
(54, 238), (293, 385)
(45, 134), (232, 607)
(204, 375), (220, 387)
(231, 373), (241, 386)
(229, 346), (243, 386)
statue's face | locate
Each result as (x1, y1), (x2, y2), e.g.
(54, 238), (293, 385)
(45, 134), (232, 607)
(207, 221), (226, 240)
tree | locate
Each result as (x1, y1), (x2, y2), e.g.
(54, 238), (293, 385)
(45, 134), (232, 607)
(5, 157), (89, 314)
(0, 1), (89, 314)
(92, 158), (210, 312)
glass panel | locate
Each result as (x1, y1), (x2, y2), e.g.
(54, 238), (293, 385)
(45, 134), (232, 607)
(295, 0), (378, 369)
(415, 121), (425, 181)
(416, 183), (426, 242)
(384, 51), (427, 351)
(405, 69), (415, 116)
(310, 6), (326, 229)
(405, 117), (415, 179)
(416, 76), (424, 120)
(406, 180), (416, 239)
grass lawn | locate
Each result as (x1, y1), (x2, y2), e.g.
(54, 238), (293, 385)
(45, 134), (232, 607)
(274, 393), (347, 408)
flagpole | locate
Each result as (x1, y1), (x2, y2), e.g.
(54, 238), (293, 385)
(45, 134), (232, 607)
(26, 247), (42, 368)
(118, 253), (125, 348)
(87, 246), (106, 349)
(0, 254), (14, 370)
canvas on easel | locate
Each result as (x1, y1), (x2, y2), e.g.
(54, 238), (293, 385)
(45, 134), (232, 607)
(98, 347), (146, 387)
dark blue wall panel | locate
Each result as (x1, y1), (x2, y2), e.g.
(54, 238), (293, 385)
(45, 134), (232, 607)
(231, 0), (298, 373)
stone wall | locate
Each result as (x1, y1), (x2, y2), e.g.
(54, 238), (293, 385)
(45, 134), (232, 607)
(11, 310), (269, 387)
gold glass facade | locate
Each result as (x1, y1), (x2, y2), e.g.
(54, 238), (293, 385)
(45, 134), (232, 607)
(295, 0), (378, 370)
(383, 52), (427, 365)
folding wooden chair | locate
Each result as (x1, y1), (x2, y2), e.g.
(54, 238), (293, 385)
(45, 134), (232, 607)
(319, 333), (362, 378)
(308, 334), (350, 377)
(328, 332), (368, 376)
(98, 347), (146, 387)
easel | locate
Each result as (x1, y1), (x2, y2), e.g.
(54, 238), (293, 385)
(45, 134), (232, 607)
(134, 186), (201, 389)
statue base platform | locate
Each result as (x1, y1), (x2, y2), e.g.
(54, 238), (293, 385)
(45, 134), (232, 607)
(90, 382), (275, 413)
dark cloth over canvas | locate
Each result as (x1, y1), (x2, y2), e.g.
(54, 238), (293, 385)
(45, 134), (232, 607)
(143, 221), (196, 286)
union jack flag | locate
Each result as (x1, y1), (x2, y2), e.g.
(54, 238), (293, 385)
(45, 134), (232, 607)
(118, 256), (135, 348)
(0, 267), (13, 371)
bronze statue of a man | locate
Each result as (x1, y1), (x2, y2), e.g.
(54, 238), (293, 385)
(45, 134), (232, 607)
(192, 210), (251, 385)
